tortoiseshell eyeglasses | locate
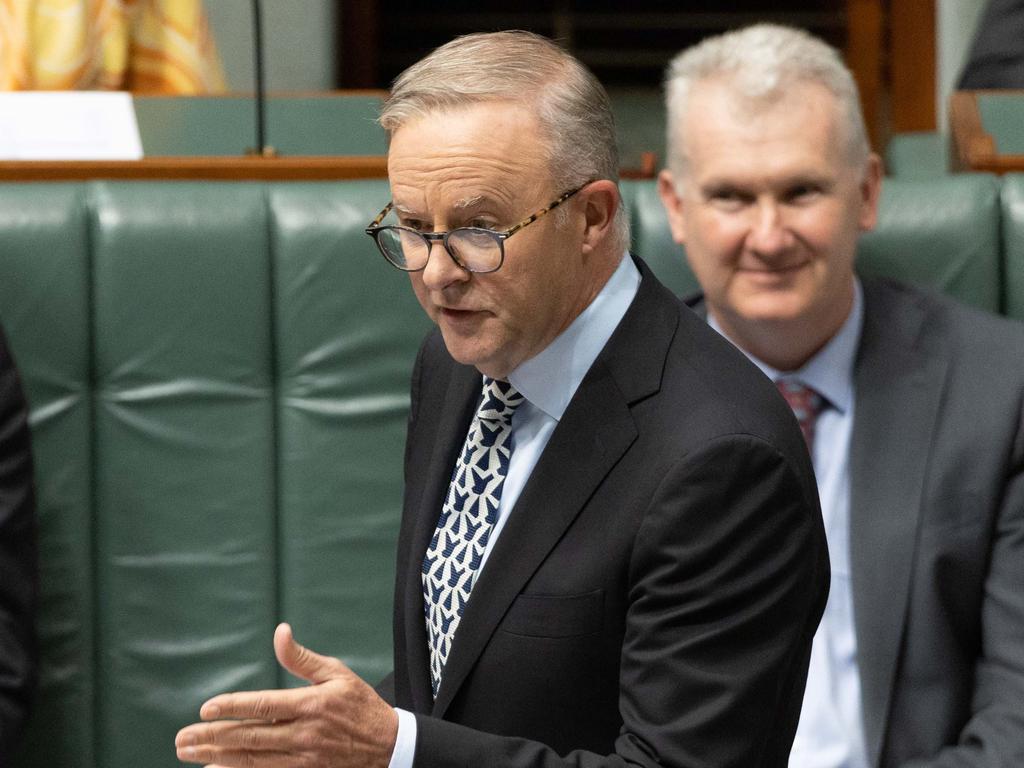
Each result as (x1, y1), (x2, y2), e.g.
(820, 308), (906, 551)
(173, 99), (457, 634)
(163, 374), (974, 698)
(364, 183), (589, 274)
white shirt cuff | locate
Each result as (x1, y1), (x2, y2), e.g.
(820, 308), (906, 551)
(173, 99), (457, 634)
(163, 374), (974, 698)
(386, 707), (418, 768)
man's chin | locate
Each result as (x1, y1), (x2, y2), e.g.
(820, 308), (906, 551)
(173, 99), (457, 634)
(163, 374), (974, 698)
(439, 329), (491, 370)
(730, 293), (812, 326)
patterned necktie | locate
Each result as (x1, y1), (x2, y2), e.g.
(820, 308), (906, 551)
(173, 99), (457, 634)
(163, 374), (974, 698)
(776, 379), (824, 451)
(422, 376), (524, 698)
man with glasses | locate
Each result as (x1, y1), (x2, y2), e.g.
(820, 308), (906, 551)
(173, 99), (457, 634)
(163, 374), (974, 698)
(177, 31), (828, 768)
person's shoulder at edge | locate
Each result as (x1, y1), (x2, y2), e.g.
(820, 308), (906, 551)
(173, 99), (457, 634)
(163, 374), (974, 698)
(627, 263), (810, 463)
(847, 276), (1024, 417)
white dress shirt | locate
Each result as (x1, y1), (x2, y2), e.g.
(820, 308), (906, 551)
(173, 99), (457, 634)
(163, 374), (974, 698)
(388, 254), (641, 768)
(710, 280), (866, 768)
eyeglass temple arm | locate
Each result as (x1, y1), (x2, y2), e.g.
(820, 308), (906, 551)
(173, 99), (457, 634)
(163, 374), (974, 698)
(368, 202), (395, 228)
(503, 186), (583, 237)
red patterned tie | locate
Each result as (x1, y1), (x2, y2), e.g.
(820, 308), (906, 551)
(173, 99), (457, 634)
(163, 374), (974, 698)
(776, 379), (823, 451)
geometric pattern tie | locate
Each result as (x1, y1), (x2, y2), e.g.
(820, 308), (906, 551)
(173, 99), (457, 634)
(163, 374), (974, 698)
(776, 379), (824, 451)
(422, 376), (524, 698)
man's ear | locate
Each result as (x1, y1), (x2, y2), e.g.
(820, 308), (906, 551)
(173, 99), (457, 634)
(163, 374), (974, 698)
(657, 169), (687, 245)
(858, 153), (883, 232)
(579, 180), (619, 254)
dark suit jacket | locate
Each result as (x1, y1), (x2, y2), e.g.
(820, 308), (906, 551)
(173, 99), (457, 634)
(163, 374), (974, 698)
(958, 0), (1024, 89)
(0, 324), (37, 763)
(386, 259), (830, 767)
(689, 278), (1024, 768)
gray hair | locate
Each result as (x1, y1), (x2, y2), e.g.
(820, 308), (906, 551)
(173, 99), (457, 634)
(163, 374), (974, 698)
(664, 24), (870, 179)
(380, 30), (629, 252)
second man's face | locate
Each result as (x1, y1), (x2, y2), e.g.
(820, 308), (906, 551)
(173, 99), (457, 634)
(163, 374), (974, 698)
(659, 79), (880, 342)
(387, 101), (596, 380)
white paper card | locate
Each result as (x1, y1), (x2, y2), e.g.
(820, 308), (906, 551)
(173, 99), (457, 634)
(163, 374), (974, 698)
(0, 91), (143, 160)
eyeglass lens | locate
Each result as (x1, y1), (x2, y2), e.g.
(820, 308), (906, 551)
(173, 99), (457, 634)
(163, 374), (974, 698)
(377, 228), (502, 272)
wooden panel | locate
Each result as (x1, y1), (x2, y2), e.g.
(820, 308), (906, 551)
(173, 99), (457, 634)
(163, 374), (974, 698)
(338, 2), (380, 88)
(890, 0), (937, 132)
(949, 90), (1024, 174)
(0, 156), (388, 182)
(845, 0), (885, 150)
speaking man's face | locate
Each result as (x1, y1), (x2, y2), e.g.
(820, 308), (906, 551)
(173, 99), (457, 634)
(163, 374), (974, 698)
(659, 78), (880, 341)
(387, 101), (596, 379)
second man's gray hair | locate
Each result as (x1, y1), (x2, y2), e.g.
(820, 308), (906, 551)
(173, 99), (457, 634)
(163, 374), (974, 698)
(664, 24), (870, 179)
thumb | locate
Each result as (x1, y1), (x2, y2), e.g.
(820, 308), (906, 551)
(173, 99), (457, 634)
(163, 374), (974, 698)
(274, 622), (345, 685)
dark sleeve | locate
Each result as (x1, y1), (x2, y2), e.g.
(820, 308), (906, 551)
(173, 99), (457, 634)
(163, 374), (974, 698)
(902, 403), (1024, 768)
(376, 672), (396, 706)
(958, 0), (1024, 89)
(412, 434), (829, 768)
(0, 326), (38, 761)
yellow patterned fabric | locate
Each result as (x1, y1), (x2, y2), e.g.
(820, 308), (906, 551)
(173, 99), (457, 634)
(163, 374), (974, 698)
(0, 0), (225, 92)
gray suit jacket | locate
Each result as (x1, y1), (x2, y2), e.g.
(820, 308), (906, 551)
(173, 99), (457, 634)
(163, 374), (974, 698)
(958, 0), (1024, 89)
(853, 279), (1024, 768)
(690, 278), (1024, 768)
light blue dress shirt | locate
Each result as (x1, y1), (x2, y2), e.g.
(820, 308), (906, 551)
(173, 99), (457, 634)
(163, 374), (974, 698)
(387, 254), (642, 768)
(710, 280), (866, 768)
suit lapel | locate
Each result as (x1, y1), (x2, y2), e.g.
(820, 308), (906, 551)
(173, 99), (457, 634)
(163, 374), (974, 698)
(849, 282), (947, 767)
(403, 362), (480, 713)
(431, 362), (638, 716)
(430, 259), (679, 717)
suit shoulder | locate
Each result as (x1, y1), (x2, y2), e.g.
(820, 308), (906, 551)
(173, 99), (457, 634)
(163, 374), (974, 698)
(413, 326), (460, 382)
(864, 278), (1024, 369)
(653, 305), (810, 466)
(417, 325), (448, 364)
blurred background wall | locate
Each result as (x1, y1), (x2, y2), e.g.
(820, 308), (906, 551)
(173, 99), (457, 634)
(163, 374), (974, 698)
(206, 0), (336, 92)
(204, 1), (991, 148)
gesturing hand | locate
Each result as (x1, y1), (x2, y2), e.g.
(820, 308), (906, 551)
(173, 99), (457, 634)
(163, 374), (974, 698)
(175, 623), (398, 768)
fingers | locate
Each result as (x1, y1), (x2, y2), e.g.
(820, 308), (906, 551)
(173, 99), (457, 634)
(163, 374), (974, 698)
(177, 744), (290, 766)
(190, 625), (357, 723)
(199, 685), (310, 722)
(176, 626), (382, 766)
(274, 622), (346, 685)
(176, 720), (293, 765)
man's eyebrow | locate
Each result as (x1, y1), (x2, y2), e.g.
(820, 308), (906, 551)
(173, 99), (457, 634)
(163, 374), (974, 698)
(699, 174), (835, 194)
(699, 179), (747, 194)
(392, 196), (488, 216)
(452, 195), (485, 210)
(778, 173), (834, 189)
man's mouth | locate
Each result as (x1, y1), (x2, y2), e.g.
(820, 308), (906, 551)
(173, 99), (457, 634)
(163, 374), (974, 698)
(439, 307), (482, 320)
(740, 261), (810, 275)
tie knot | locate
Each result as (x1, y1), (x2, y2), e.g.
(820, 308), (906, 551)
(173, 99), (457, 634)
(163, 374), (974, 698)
(477, 377), (525, 424)
(776, 379), (823, 419)
(776, 379), (824, 449)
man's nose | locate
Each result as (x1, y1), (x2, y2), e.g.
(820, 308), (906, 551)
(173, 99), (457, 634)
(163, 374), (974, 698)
(747, 201), (791, 256)
(420, 239), (470, 290)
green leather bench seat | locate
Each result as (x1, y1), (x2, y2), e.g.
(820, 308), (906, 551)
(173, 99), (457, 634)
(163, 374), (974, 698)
(0, 185), (94, 767)
(884, 132), (949, 178)
(977, 94), (1024, 155)
(856, 174), (1001, 311)
(1002, 174), (1024, 320)
(0, 180), (430, 768)
(91, 184), (279, 766)
(0, 174), (1016, 768)
(269, 185), (429, 683)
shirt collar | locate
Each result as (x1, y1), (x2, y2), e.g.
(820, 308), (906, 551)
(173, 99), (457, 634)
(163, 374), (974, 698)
(709, 278), (863, 414)
(508, 253), (641, 422)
